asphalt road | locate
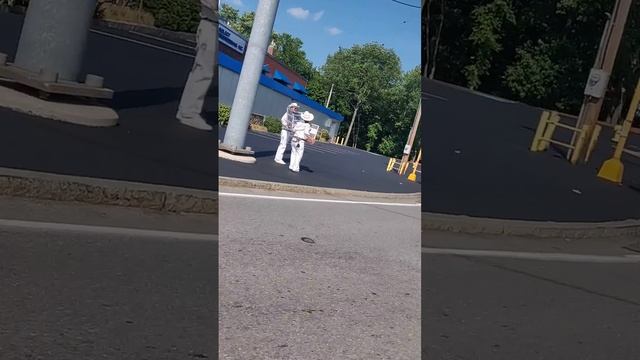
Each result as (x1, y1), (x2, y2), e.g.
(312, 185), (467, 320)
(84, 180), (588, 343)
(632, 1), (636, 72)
(423, 230), (640, 359)
(423, 78), (640, 221)
(0, 196), (218, 359)
(0, 12), (217, 191)
(219, 187), (421, 359)
(219, 127), (422, 193)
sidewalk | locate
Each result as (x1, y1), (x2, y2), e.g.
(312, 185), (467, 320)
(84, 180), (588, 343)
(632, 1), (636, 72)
(0, 11), (217, 192)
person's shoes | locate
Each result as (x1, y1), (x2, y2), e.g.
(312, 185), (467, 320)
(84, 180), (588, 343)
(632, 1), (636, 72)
(289, 168), (299, 173)
(177, 114), (212, 131)
(274, 159), (286, 165)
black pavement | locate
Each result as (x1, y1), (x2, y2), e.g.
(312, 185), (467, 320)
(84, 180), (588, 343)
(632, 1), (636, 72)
(0, 12), (217, 191)
(219, 127), (422, 193)
(423, 78), (640, 221)
(423, 231), (640, 359)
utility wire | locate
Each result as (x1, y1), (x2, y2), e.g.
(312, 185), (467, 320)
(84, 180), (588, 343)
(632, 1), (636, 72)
(390, 0), (421, 9)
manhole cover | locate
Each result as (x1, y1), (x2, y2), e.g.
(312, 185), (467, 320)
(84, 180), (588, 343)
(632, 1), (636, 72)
(301, 237), (315, 244)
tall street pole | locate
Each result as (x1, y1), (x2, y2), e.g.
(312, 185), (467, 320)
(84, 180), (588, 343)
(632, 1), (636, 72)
(220, 0), (279, 154)
(14, 0), (98, 83)
(572, 0), (632, 163)
(401, 98), (422, 167)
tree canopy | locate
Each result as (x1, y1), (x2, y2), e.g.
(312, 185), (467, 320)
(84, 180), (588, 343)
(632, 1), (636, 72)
(424, 0), (640, 119)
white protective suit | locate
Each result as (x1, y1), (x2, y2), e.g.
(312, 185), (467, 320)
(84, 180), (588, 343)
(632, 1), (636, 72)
(289, 120), (312, 172)
(274, 103), (300, 164)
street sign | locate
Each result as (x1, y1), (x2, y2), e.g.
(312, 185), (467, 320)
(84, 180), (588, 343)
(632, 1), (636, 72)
(218, 22), (246, 55)
(403, 144), (411, 155)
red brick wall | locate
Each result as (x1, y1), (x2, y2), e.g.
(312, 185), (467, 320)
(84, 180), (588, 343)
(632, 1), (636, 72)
(219, 41), (307, 88)
(263, 55), (308, 87)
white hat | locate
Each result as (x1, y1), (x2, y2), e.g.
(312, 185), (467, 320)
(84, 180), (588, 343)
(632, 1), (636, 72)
(301, 111), (314, 122)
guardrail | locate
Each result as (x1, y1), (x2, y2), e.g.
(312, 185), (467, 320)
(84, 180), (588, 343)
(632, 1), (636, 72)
(530, 111), (601, 163)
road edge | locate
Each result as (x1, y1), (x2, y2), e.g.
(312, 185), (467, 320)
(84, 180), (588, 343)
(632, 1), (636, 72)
(219, 176), (421, 202)
(0, 167), (217, 214)
(422, 212), (640, 239)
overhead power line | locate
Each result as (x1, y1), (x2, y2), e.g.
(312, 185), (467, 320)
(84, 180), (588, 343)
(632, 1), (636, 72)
(390, 0), (421, 9)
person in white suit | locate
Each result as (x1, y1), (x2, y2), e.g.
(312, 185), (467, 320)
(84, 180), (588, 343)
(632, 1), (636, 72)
(289, 111), (315, 173)
(274, 102), (300, 164)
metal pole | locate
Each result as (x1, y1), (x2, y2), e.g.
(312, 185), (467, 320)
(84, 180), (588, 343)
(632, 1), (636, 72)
(221, 0), (279, 151)
(325, 83), (334, 108)
(401, 98), (422, 166)
(14, 0), (98, 82)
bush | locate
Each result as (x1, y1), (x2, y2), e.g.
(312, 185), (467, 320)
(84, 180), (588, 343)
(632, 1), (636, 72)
(98, 3), (155, 26)
(218, 103), (231, 126)
(263, 116), (281, 134)
(144, 0), (199, 33)
(319, 129), (329, 141)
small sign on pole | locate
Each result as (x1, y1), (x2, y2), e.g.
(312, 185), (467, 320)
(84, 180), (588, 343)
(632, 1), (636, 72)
(403, 144), (411, 155)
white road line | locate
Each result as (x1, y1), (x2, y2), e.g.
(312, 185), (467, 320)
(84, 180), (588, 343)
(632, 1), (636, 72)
(129, 30), (195, 49)
(422, 247), (640, 264)
(90, 29), (194, 58)
(220, 192), (421, 207)
(423, 92), (448, 101)
(0, 218), (217, 241)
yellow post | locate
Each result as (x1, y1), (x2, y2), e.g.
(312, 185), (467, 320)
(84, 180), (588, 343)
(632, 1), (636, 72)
(407, 149), (422, 182)
(570, 124), (590, 164)
(612, 124), (622, 142)
(541, 112), (560, 151)
(386, 158), (396, 172)
(531, 111), (550, 152)
(585, 124), (602, 163)
(598, 77), (640, 183)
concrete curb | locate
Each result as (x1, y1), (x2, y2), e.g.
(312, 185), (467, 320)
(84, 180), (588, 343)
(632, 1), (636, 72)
(0, 168), (217, 214)
(0, 85), (119, 126)
(423, 212), (640, 239)
(219, 176), (421, 202)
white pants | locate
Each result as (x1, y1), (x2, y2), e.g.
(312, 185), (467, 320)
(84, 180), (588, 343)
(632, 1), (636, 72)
(177, 20), (216, 118)
(274, 129), (290, 162)
(289, 138), (305, 172)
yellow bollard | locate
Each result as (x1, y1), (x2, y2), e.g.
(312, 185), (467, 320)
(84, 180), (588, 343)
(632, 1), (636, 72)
(386, 158), (396, 172)
(598, 77), (640, 184)
(531, 111), (550, 152)
(407, 149), (422, 181)
(585, 124), (602, 163)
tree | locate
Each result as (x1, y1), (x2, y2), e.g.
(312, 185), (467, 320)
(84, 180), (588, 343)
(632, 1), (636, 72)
(312, 43), (402, 147)
(220, 4), (314, 81)
(271, 33), (314, 81)
(423, 0), (640, 116)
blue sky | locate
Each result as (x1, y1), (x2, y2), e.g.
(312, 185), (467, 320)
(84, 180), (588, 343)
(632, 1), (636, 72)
(220, 0), (421, 72)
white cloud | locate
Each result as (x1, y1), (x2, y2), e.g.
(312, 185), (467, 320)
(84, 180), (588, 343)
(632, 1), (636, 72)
(312, 10), (325, 21)
(287, 7), (310, 20)
(326, 27), (343, 36)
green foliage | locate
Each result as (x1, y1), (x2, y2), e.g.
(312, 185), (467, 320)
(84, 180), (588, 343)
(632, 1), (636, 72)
(504, 40), (560, 101)
(220, 4), (314, 80)
(144, 0), (199, 33)
(425, 0), (640, 114)
(272, 33), (315, 81)
(218, 103), (231, 126)
(220, 4), (254, 38)
(307, 44), (419, 157)
(263, 116), (281, 134)
(463, 0), (515, 89)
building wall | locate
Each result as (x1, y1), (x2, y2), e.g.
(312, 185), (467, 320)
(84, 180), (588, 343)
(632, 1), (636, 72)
(263, 55), (307, 87)
(219, 66), (339, 138)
